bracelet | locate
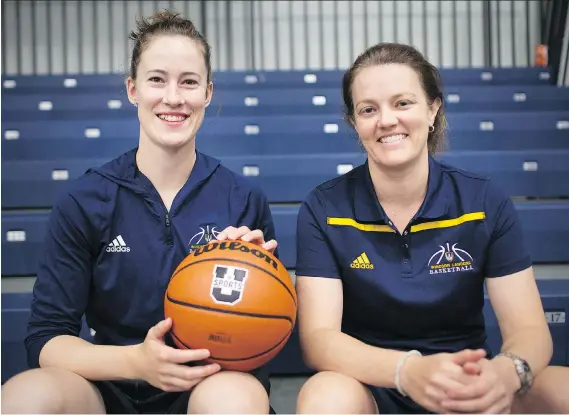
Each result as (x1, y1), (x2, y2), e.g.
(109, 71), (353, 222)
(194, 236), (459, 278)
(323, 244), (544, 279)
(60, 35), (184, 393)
(395, 350), (422, 397)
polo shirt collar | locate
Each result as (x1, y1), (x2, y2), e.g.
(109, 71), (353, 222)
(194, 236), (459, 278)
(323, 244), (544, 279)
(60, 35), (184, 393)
(353, 156), (449, 223)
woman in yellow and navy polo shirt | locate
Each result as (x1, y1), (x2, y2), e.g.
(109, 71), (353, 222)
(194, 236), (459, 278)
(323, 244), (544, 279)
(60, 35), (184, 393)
(294, 43), (569, 415)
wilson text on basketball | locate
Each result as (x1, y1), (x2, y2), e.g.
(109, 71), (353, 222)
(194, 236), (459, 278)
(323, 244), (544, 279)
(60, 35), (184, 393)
(192, 241), (279, 270)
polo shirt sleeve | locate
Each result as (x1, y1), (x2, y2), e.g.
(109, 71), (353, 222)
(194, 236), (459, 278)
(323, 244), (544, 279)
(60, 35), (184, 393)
(295, 189), (341, 278)
(483, 179), (532, 278)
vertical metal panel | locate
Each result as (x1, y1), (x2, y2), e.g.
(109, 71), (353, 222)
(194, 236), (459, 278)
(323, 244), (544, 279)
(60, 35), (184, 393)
(291, 0), (306, 69)
(228, 1), (247, 71)
(321, 0), (336, 70)
(409, 0), (424, 52)
(49, 1), (64, 75)
(0, 0), (551, 75)
(467, 0), (472, 67)
(351, 1), (366, 62)
(288, 0), (294, 69)
(452, 1), (458, 67)
(424, 2), (440, 66)
(275, 0), (281, 70)
(306, 1), (321, 69)
(455, 1), (472, 68)
(365, 1), (380, 48)
(513, 0), (529, 67)
(276, 0), (293, 70)
(19, 1), (34, 75)
(440, 1), (456, 68)
(109, 0), (126, 74)
(260, 0), (278, 70)
(528, 0), (542, 67)
(380, 1), (395, 43)
(394, 0), (410, 46)
(558, 6), (569, 86)
(336, 1), (350, 69)
(205, 1), (218, 71)
(483, 0), (492, 66)
(469, 1), (485, 67)
(318, 0), (324, 68)
(333, 0), (339, 68)
(34, 1), (49, 75)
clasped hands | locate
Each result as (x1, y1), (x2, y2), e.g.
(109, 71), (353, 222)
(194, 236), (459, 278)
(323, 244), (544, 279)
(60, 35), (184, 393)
(400, 349), (521, 414)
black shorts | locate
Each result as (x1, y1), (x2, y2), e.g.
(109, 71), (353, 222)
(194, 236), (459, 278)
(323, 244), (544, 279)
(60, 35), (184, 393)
(93, 365), (273, 414)
(368, 386), (433, 414)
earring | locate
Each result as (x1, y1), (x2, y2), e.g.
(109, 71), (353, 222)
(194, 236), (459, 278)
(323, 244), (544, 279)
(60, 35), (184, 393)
(429, 125), (435, 133)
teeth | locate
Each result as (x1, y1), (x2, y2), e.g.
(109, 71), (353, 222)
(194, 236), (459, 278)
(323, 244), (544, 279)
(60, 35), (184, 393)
(379, 134), (407, 143)
(159, 114), (187, 122)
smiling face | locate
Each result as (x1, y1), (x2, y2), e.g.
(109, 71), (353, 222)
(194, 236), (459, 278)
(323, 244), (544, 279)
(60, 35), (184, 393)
(350, 63), (440, 170)
(126, 34), (212, 151)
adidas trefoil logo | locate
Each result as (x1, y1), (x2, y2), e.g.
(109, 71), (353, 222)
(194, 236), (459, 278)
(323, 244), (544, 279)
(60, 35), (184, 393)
(106, 235), (130, 253)
(350, 252), (374, 269)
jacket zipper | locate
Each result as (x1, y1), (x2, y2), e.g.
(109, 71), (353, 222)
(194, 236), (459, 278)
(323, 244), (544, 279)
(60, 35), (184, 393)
(165, 211), (173, 246)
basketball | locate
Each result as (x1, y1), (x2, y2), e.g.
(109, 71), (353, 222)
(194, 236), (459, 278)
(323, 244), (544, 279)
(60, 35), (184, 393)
(164, 239), (297, 372)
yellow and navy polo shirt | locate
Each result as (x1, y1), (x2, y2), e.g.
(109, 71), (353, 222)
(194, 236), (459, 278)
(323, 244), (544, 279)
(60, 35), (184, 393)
(295, 156), (532, 355)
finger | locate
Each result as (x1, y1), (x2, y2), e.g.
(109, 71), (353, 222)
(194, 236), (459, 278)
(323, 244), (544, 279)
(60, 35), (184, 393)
(216, 226), (235, 241)
(165, 361), (221, 381)
(165, 348), (212, 364)
(162, 375), (207, 392)
(442, 391), (497, 414)
(148, 318), (172, 340)
(463, 361), (482, 376)
(446, 376), (494, 400)
(451, 349), (486, 366)
(430, 373), (470, 393)
(261, 239), (278, 253)
(240, 229), (265, 244)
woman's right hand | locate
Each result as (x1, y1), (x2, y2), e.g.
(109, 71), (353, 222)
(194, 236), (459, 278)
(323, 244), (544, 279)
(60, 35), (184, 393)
(133, 318), (221, 392)
(399, 349), (486, 413)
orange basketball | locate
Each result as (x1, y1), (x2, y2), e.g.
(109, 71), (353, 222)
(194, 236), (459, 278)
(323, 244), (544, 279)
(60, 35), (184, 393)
(164, 239), (297, 372)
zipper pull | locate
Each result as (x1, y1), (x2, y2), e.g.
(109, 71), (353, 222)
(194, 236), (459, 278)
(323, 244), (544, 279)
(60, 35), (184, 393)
(165, 213), (170, 227)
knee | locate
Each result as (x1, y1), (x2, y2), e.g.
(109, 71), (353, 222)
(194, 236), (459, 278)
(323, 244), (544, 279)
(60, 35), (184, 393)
(296, 371), (378, 414)
(188, 371), (270, 414)
(516, 366), (569, 413)
(1, 368), (70, 414)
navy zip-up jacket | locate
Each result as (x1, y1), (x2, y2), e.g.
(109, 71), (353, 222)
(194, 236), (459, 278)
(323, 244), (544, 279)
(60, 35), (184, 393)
(25, 148), (277, 369)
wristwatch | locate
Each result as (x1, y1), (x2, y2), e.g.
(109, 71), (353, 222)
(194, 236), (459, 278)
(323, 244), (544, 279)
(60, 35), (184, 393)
(496, 352), (533, 395)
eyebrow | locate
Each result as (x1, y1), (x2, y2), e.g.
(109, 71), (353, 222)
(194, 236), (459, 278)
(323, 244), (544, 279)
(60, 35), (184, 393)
(356, 93), (417, 106)
(147, 69), (201, 78)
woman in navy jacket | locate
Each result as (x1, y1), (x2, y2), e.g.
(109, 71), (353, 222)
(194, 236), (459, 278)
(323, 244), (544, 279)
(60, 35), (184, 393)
(2, 10), (278, 415)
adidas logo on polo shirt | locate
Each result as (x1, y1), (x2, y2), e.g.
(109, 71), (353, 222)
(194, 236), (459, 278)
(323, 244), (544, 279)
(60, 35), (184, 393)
(350, 252), (374, 269)
(106, 235), (130, 253)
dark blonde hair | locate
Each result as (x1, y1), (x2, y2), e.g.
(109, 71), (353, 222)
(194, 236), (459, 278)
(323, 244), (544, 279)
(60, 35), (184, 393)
(129, 10), (212, 83)
(342, 42), (447, 154)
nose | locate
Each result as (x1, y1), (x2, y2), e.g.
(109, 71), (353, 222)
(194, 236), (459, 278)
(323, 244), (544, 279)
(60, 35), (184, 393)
(164, 82), (183, 106)
(376, 107), (398, 129)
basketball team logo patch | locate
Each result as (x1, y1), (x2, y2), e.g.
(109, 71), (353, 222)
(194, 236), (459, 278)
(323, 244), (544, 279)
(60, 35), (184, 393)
(428, 243), (474, 274)
(188, 225), (220, 253)
(210, 265), (249, 305)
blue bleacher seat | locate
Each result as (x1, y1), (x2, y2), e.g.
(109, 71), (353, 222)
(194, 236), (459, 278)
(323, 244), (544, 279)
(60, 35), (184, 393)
(3, 150), (568, 208)
(3, 202), (568, 277)
(1, 67), (553, 96)
(5, 85), (569, 122)
(2, 275), (568, 382)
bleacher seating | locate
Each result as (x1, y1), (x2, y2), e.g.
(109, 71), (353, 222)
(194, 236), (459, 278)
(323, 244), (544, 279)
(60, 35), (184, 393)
(2, 66), (568, 382)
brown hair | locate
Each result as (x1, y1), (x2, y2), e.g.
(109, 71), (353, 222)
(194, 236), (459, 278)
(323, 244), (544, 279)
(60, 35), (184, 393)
(342, 43), (447, 154)
(128, 10), (212, 84)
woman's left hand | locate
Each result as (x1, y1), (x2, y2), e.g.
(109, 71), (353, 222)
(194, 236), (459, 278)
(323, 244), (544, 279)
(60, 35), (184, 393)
(216, 226), (278, 254)
(441, 357), (520, 414)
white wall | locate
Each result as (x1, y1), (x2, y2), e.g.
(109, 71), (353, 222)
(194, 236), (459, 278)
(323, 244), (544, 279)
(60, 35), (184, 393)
(1, 0), (543, 76)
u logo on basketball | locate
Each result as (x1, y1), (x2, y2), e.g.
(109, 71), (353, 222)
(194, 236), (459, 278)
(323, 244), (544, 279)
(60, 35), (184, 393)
(210, 265), (249, 305)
